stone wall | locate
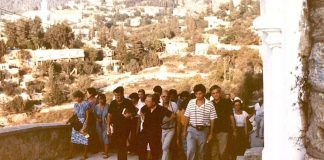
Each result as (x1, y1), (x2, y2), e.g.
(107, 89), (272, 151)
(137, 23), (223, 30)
(306, 0), (324, 159)
(0, 123), (71, 160)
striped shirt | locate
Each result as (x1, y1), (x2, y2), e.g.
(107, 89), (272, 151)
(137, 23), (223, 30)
(184, 98), (217, 126)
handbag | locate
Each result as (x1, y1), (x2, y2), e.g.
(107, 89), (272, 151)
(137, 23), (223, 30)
(67, 114), (83, 131)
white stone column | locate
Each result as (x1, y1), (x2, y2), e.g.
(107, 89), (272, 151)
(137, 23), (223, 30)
(254, 0), (306, 159)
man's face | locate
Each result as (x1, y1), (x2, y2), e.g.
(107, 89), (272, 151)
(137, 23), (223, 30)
(169, 93), (177, 102)
(145, 97), (155, 109)
(195, 91), (205, 100)
(211, 89), (221, 101)
(114, 92), (123, 103)
(138, 92), (145, 101)
(161, 92), (170, 103)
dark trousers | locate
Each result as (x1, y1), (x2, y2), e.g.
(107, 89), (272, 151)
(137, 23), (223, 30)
(115, 127), (131, 160)
(139, 132), (162, 160)
(129, 117), (139, 153)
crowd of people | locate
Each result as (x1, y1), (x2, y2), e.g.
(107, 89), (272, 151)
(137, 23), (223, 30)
(67, 84), (264, 160)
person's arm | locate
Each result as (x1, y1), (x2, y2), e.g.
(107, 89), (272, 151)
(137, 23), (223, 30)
(176, 111), (181, 145)
(183, 102), (190, 138)
(107, 103), (113, 136)
(81, 109), (91, 134)
(245, 117), (249, 136)
(107, 113), (112, 136)
(207, 103), (217, 143)
(230, 115), (237, 137)
(207, 119), (214, 143)
(183, 116), (189, 138)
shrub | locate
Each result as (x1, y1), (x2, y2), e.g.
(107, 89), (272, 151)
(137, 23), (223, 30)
(1, 82), (21, 96)
(4, 96), (41, 113)
(69, 75), (92, 100)
(26, 80), (45, 94)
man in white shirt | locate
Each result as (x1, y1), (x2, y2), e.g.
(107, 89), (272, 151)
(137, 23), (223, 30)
(183, 84), (217, 160)
(138, 89), (146, 109)
(254, 98), (264, 138)
(159, 90), (178, 160)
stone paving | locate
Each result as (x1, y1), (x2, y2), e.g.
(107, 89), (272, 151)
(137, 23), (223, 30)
(70, 152), (138, 160)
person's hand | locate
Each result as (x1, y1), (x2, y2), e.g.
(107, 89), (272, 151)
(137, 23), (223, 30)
(107, 127), (112, 136)
(80, 127), (87, 135)
(123, 113), (132, 118)
(206, 134), (213, 143)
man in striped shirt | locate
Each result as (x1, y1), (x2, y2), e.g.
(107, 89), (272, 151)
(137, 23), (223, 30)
(183, 84), (217, 160)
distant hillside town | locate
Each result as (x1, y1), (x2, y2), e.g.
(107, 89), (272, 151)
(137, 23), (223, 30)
(0, 0), (262, 128)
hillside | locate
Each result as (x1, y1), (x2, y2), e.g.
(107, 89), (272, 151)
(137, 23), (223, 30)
(0, 0), (70, 12)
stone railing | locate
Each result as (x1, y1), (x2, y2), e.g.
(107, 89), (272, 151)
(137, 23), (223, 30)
(0, 123), (71, 160)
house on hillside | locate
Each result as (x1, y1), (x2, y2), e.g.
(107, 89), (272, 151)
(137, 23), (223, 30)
(31, 49), (85, 66)
(203, 34), (220, 45)
(161, 38), (188, 55)
(130, 17), (141, 27)
(195, 43), (210, 55)
(173, 7), (187, 17)
(143, 6), (162, 17)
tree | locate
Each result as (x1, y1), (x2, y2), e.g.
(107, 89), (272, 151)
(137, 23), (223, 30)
(0, 40), (8, 62)
(169, 17), (180, 35)
(29, 16), (44, 49)
(131, 39), (145, 62)
(16, 19), (32, 49)
(84, 47), (99, 61)
(71, 35), (84, 49)
(142, 51), (160, 68)
(114, 31), (127, 61)
(44, 23), (75, 49)
(124, 59), (141, 74)
(4, 21), (18, 48)
(98, 26), (112, 48)
(43, 64), (67, 106)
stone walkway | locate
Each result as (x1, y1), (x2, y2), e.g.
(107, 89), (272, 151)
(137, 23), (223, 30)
(69, 152), (138, 160)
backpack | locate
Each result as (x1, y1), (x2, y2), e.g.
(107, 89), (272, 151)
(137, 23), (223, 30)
(67, 114), (83, 131)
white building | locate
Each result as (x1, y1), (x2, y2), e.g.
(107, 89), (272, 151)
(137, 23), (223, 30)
(31, 49), (85, 66)
(119, 9), (135, 17)
(162, 39), (188, 55)
(130, 17), (141, 27)
(173, 7), (187, 17)
(195, 43), (210, 55)
(143, 6), (162, 16)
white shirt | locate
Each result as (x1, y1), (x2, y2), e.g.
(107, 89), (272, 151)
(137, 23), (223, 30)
(254, 102), (264, 117)
(136, 100), (146, 115)
(234, 111), (249, 127)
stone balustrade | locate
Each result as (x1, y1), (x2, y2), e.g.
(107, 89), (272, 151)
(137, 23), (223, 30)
(0, 123), (71, 160)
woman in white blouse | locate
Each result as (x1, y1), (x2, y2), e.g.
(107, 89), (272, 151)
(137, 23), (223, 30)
(233, 99), (249, 156)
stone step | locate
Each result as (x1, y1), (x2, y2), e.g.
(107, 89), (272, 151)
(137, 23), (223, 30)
(243, 147), (263, 160)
